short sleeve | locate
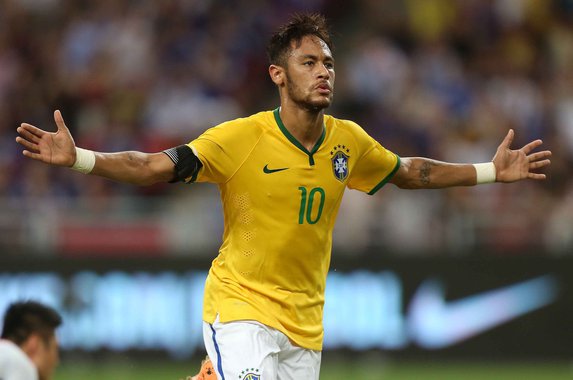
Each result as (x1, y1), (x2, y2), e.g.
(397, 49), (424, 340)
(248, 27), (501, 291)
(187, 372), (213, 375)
(188, 118), (263, 184)
(347, 138), (400, 195)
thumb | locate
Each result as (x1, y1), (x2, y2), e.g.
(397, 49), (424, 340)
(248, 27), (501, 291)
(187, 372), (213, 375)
(54, 110), (70, 133)
(500, 129), (514, 150)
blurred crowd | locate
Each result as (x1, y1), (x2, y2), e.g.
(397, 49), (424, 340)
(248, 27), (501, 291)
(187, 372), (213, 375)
(0, 0), (571, 256)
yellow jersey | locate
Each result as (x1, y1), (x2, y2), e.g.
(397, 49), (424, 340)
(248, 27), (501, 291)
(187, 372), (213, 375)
(189, 109), (400, 350)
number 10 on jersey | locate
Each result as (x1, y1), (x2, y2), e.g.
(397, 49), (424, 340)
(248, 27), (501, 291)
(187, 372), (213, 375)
(298, 186), (325, 224)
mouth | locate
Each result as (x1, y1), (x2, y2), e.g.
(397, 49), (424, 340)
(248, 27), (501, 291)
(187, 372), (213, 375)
(315, 83), (332, 95)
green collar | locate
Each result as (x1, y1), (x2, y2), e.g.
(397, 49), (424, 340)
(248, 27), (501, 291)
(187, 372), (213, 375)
(273, 108), (326, 166)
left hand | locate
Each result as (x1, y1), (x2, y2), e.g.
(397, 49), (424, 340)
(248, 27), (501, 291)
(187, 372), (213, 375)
(492, 129), (551, 183)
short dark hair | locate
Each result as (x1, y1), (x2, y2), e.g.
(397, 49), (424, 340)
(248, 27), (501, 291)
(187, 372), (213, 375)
(1, 301), (62, 346)
(267, 13), (333, 67)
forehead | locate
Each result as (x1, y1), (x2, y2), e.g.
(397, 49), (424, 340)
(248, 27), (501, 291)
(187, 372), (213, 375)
(288, 35), (333, 60)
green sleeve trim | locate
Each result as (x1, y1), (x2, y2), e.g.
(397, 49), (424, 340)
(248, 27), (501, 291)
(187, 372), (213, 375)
(367, 155), (401, 195)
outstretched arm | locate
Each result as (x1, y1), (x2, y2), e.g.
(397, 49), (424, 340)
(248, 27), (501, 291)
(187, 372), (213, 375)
(390, 129), (551, 189)
(16, 110), (175, 186)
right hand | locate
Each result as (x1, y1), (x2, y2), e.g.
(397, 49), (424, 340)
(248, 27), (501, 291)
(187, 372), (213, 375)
(16, 110), (77, 167)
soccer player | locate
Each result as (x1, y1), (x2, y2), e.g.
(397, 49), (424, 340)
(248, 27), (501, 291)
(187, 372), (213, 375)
(16, 13), (551, 380)
(0, 301), (62, 380)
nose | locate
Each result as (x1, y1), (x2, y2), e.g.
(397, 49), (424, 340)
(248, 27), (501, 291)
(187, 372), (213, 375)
(316, 62), (330, 79)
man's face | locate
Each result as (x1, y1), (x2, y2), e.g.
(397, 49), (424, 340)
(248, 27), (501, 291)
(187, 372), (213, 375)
(283, 35), (335, 111)
(36, 335), (59, 380)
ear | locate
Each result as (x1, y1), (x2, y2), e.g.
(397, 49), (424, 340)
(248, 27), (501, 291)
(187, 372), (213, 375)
(269, 64), (285, 86)
(20, 334), (41, 357)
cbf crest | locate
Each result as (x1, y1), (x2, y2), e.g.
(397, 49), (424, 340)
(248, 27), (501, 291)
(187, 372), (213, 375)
(239, 368), (261, 380)
(331, 144), (350, 182)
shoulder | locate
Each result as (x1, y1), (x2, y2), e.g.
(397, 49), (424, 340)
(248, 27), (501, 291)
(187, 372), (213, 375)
(0, 340), (23, 357)
(325, 114), (374, 145)
(197, 111), (274, 146)
(0, 340), (37, 378)
(190, 111), (274, 164)
(205, 110), (273, 136)
(325, 114), (368, 135)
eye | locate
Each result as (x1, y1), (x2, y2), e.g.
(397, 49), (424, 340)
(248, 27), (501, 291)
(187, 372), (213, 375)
(325, 62), (335, 70)
(304, 61), (314, 66)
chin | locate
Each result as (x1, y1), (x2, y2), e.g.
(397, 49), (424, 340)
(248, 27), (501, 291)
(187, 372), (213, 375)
(305, 97), (332, 111)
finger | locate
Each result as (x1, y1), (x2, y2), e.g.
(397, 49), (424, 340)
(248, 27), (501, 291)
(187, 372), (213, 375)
(528, 172), (546, 180)
(16, 126), (41, 144)
(529, 159), (551, 169)
(19, 123), (46, 139)
(500, 129), (514, 149)
(22, 150), (44, 160)
(16, 136), (40, 152)
(54, 110), (70, 133)
(527, 150), (552, 162)
(521, 139), (543, 155)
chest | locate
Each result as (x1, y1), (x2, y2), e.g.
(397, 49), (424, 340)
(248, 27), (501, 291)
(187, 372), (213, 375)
(227, 133), (356, 215)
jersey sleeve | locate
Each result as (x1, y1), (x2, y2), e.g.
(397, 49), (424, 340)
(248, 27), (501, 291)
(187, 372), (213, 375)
(187, 118), (261, 184)
(347, 126), (401, 195)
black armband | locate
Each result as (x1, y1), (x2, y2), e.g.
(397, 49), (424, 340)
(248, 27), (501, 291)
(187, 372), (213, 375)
(163, 145), (203, 183)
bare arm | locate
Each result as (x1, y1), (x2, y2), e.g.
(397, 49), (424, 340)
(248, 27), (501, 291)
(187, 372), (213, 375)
(390, 129), (551, 189)
(390, 158), (475, 189)
(16, 110), (175, 186)
(90, 151), (174, 186)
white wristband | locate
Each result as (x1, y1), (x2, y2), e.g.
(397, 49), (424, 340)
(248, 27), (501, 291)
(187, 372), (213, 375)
(473, 162), (496, 184)
(71, 147), (96, 174)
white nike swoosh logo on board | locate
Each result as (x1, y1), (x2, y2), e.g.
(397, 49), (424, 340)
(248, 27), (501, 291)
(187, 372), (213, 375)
(407, 275), (558, 349)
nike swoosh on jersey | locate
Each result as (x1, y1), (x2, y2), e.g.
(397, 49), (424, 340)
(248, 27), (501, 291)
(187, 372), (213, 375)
(263, 164), (289, 174)
(407, 275), (558, 348)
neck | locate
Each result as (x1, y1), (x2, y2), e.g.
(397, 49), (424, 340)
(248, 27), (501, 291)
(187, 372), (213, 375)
(278, 102), (325, 151)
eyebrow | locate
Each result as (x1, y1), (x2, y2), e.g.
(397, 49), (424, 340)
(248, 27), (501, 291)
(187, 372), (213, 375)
(298, 54), (335, 63)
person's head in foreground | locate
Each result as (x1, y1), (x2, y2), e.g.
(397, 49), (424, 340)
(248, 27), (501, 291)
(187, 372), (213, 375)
(1, 301), (63, 380)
